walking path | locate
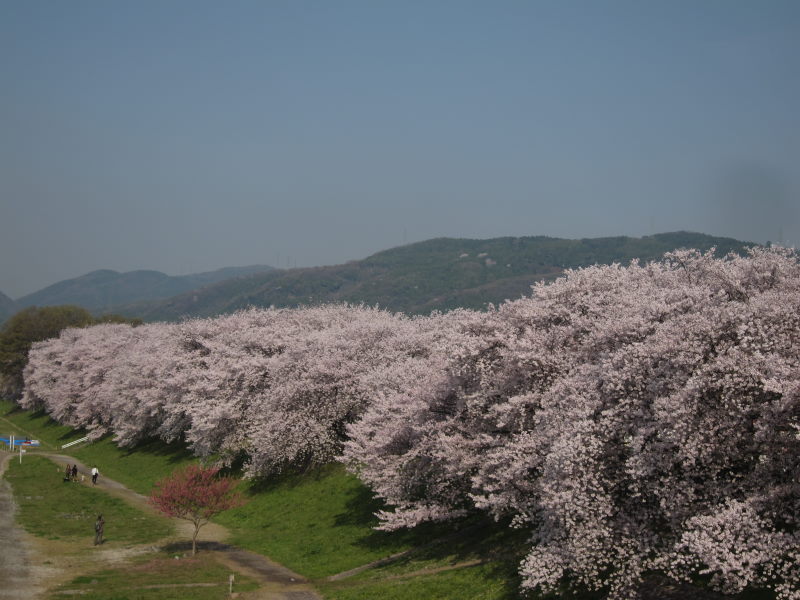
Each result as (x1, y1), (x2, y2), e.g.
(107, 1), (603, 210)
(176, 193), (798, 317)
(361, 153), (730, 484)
(0, 452), (43, 600)
(1, 450), (321, 600)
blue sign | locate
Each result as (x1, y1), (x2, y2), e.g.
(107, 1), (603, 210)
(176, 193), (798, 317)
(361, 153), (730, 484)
(0, 437), (40, 446)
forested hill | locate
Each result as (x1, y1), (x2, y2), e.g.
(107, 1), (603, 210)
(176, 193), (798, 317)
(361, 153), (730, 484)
(0, 291), (18, 322)
(14, 265), (274, 314)
(118, 231), (754, 322)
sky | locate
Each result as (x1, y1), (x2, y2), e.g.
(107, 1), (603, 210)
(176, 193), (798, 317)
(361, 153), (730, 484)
(1, 1), (798, 298)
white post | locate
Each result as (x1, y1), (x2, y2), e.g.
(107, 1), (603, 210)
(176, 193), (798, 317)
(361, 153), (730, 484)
(19, 444), (23, 464)
(229, 573), (234, 594)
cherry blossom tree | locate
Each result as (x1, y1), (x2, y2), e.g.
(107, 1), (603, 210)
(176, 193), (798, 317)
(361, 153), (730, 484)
(149, 464), (244, 555)
(21, 247), (800, 598)
(345, 247), (800, 599)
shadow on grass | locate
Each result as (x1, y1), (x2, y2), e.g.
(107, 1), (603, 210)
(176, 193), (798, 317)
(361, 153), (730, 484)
(321, 481), (528, 599)
(117, 437), (196, 465)
(162, 540), (232, 554)
(244, 462), (339, 496)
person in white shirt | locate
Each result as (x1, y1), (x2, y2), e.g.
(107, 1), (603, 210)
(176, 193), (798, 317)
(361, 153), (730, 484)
(91, 466), (99, 485)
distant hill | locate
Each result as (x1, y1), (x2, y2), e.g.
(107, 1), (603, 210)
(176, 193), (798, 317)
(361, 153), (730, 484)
(15, 265), (274, 313)
(118, 232), (755, 322)
(0, 291), (18, 323)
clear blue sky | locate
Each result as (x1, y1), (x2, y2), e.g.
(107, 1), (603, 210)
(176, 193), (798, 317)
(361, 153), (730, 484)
(1, 1), (798, 297)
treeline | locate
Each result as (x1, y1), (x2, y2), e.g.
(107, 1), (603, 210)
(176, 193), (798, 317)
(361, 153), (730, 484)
(20, 248), (800, 599)
(0, 305), (141, 398)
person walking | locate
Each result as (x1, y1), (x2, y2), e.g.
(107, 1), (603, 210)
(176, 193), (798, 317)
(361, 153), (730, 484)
(64, 464), (71, 482)
(91, 466), (99, 485)
(71, 464), (78, 482)
(94, 514), (105, 546)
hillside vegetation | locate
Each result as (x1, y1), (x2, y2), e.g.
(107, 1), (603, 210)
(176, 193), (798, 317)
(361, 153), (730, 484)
(14, 264), (273, 314)
(119, 231), (752, 321)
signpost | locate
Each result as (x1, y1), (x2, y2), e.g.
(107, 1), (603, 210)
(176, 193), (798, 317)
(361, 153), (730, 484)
(0, 435), (41, 459)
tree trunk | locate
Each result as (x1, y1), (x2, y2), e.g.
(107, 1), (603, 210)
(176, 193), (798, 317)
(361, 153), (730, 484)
(192, 522), (199, 555)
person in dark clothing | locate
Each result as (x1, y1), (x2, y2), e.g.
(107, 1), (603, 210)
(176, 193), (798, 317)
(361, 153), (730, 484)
(71, 464), (78, 481)
(94, 514), (105, 545)
(64, 464), (71, 482)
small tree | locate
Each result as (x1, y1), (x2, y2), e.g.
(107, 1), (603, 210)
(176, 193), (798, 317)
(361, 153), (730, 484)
(149, 464), (244, 555)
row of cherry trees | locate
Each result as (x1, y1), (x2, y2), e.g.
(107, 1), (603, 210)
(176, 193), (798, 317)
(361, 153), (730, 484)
(22, 304), (465, 475)
(22, 248), (800, 598)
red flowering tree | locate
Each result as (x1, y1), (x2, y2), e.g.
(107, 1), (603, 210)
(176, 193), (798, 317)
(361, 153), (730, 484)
(149, 464), (244, 555)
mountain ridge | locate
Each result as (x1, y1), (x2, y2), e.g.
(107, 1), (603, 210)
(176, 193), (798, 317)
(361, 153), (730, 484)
(14, 265), (275, 313)
(0, 291), (18, 322)
(116, 231), (755, 321)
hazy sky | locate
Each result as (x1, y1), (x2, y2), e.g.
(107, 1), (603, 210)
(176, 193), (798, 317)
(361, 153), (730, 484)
(2, 1), (798, 298)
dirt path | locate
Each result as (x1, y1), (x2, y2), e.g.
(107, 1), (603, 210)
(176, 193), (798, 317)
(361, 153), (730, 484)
(5, 451), (321, 600)
(0, 451), (44, 600)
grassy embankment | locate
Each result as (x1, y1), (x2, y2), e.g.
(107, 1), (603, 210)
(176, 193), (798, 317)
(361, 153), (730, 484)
(47, 552), (260, 600)
(5, 454), (170, 544)
(3, 454), (260, 598)
(1, 399), (528, 599)
(0, 399), (196, 494)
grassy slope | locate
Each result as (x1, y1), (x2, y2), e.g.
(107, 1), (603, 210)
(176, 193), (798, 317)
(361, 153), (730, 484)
(214, 463), (529, 599)
(317, 564), (520, 600)
(5, 401), (772, 600)
(72, 437), (197, 496)
(2, 401), (777, 600)
(5, 455), (172, 544)
(0, 399), (196, 495)
(2, 400), (527, 599)
(49, 552), (259, 600)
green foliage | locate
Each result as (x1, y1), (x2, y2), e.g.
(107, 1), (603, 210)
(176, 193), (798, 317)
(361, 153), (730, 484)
(0, 305), (94, 396)
(0, 305), (141, 401)
(5, 455), (172, 543)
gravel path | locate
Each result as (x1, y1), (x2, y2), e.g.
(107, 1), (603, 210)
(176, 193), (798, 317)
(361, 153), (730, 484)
(0, 452), (40, 600)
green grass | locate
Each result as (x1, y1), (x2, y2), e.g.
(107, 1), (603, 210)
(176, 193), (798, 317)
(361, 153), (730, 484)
(216, 463), (438, 578)
(318, 563), (518, 600)
(1, 399), (197, 495)
(316, 517), (529, 600)
(0, 399), (80, 448)
(215, 462), (527, 599)
(5, 455), (173, 543)
(48, 551), (259, 599)
(72, 437), (197, 496)
(4, 399), (774, 600)
(3, 400), (529, 598)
